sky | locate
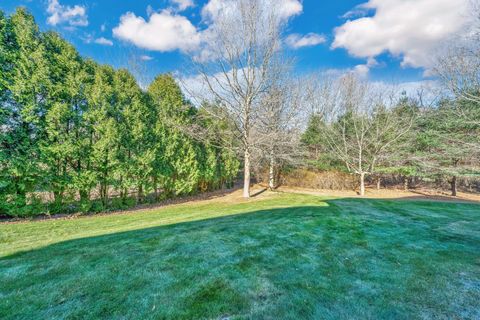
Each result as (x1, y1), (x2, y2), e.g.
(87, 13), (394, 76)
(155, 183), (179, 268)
(0, 0), (473, 89)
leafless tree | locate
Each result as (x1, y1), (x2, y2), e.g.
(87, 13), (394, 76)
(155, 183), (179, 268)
(254, 77), (305, 189)
(310, 74), (414, 196)
(186, 0), (289, 197)
(433, 4), (480, 159)
(434, 2), (480, 107)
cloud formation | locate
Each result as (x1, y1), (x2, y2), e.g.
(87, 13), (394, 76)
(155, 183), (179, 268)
(201, 0), (302, 22)
(332, 0), (471, 69)
(170, 0), (194, 11)
(285, 33), (326, 49)
(94, 37), (113, 46)
(140, 55), (153, 61)
(47, 0), (88, 27)
(113, 0), (303, 54)
(113, 10), (200, 52)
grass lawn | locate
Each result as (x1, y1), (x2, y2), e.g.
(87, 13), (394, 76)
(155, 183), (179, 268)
(1, 192), (479, 319)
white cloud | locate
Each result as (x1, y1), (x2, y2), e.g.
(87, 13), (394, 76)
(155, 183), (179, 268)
(113, 0), (302, 55)
(277, 0), (303, 20)
(285, 33), (326, 49)
(372, 79), (441, 104)
(113, 10), (201, 52)
(140, 55), (153, 61)
(179, 66), (263, 105)
(94, 37), (113, 46)
(332, 0), (472, 69)
(352, 57), (378, 78)
(202, 0), (302, 22)
(47, 0), (88, 27)
(171, 0), (194, 11)
(323, 57), (379, 79)
(196, 0), (303, 61)
(352, 64), (370, 78)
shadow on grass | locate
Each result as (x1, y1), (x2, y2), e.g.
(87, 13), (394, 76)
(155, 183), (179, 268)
(1, 198), (479, 320)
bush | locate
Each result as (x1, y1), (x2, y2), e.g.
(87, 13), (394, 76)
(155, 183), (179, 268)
(279, 168), (357, 190)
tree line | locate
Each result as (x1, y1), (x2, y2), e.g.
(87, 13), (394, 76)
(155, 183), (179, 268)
(0, 8), (238, 217)
(300, 75), (480, 196)
(188, 0), (479, 198)
(1, 4), (479, 217)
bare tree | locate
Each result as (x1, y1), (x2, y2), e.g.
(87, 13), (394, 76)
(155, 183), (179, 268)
(435, 48), (480, 108)
(312, 75), (413, 196)
(254, 77), (305, 190)
(434, 2), (480, 107)
(186, 0), (288, 198)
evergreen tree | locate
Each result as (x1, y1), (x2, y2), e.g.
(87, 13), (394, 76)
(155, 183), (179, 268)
(114, 69), (155, 202)
(415, 98), (479, 195)
(148, 74), (200, 196)
(42, 31), (88, 209)
(85, 64), (120, 207)
(1, 9), (50, 215)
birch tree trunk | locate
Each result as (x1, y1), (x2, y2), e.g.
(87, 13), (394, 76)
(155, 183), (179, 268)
(359, 172), (366, 196)
(243, 147), (251, 198)
(268, 155), (275, 190)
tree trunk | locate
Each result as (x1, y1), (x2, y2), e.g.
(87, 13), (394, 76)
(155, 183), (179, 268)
(359, 172), (365, 196)
(79, 190), (89, 202)
(268, 155), (275, 190)
(451, 176), (457, 197)
(53, 190), (63, 206)
(153, 177), (159, 201)
(404, 176), (408, 191)
(137, 184), (143, 203)
(243, 147), (251, 198)
(376, 177), (381, 190)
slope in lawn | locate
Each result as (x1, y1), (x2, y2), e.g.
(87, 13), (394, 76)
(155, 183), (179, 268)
(1, 193), (479, 319)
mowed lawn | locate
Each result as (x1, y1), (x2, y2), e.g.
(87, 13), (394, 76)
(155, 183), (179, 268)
(1, 193), (479, 319)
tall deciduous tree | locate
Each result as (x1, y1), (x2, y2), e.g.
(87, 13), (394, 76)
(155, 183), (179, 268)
(190, 0), (287, 197)
(255, 79), (304, 189)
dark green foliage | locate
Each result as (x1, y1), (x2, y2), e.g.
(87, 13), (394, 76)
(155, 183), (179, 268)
(0, 8), (50, 215)
(410, 97), (480, 193)
(301, 114), (345, 171)
(0, 9), (238, 217)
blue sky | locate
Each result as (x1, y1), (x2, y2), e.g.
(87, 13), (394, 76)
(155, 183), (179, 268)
(1, 0), (471, 86)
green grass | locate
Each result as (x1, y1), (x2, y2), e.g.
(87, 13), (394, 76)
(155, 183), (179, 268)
(1, 193), (479, 319)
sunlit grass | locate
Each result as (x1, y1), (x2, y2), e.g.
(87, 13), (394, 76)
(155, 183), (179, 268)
(1, 193), (479, 319)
